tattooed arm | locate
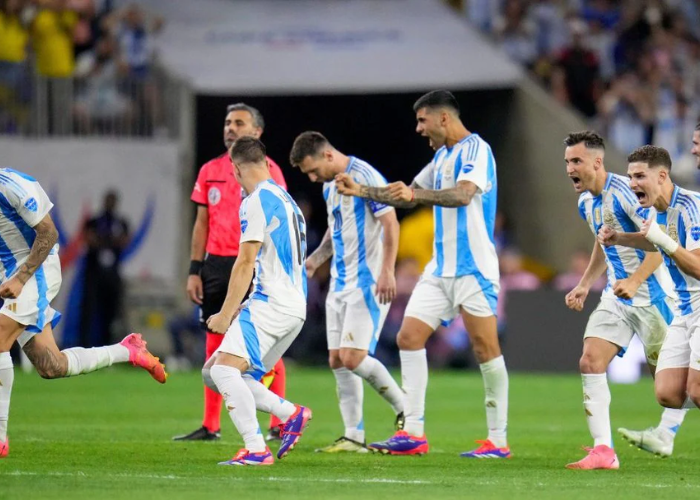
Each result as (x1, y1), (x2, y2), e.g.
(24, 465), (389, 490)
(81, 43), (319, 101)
(305, 228), (333, 278)
(0, 214), (59, 299)
(335, 174), (477, 208)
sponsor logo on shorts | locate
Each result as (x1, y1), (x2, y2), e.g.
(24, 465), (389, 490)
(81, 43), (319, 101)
(343, 332), (354, 343)
(5, 303), (16, 313)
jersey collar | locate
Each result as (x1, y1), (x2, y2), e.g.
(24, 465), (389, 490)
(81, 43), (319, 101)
(345, 156), (357, 172)
(670, 185), (680, 208)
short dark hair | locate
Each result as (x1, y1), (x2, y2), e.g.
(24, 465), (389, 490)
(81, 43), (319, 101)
(628, 145), (672, 171)
(289, 131), (331, 167)
(695, 122), (700, 131)
(226, 102), (265, 130)
(563, 131), (605, 150)
(413, 90), (460, 115)
(229, 136), (266, 165)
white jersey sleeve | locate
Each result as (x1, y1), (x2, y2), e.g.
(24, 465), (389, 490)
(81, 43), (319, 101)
(239, 195), (266, 244)
(456, 139), (489, 193)
(412, 162), (434, 190)
(682, 199), (700, 252)
(0, 169), (53, 228)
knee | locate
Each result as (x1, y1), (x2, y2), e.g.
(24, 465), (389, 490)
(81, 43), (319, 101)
(470, 335), (501, 363)
(687, 382), (700, 405)
(36, 364), (66, 379)
(328, 351), (343, 370)
(339, 350), (366, 371)
(579, 352), (606, 374)
(397, 330), (423, 351)
(655, 387), (684, 409)
(202, 367), (218, 393)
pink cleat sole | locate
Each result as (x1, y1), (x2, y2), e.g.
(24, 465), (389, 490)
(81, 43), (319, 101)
(120, 333), (168, 384)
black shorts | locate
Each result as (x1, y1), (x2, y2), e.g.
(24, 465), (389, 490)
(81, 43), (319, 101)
(200, 254), (236, 329)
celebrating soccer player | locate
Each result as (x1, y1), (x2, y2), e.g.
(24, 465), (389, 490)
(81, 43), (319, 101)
(599, 140), (700, 419)
(290, 131), (404, 453)
(175, 103), (289, 442)
(203, 137), (310, 466)
(335, 90), (509, 458)
(562, 132), (685, 470)
(0, 169), (166, 458)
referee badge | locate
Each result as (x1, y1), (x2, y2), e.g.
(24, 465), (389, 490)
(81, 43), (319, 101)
(208, 187), (221, 206)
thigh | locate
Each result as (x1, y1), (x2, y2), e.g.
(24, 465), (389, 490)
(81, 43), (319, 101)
(325, 292), (344, 351)
(404, 275), (455, 330)
(0, 313), (26, 352)
(630, 300), (673, 366)
(340, 287), (390, 355)
(454, 274), (499, 318)
(583, 299), (635, 354)
(657, 316), (690, 373)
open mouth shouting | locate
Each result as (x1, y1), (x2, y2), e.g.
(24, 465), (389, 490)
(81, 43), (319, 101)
(569, 174), (582, 191)
(633, 188), (650, 206)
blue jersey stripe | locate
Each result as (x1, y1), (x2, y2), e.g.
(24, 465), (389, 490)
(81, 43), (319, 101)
(0, 192), (35, 247)
(353, 196), (375, 288)
(657, 210), (692, 314)
(434, 206), (444, 275)
(0, 174), (27, 197)
(360, 286), (381, 354)
(483, 149), (497, 243)
(0, 233), (17, 276)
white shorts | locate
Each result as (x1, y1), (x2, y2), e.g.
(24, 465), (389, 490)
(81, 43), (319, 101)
(657, 309), (700, 372)
(216, 299), (304, 380)
(583, 297), (675, 365)
(404, 273), (499, 330)
(1, 254), (63, 347)
(326, 286), (390, 354)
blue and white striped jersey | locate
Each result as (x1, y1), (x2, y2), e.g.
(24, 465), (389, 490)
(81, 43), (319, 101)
(239, 179), (307, 319)
(653, 185), (700, 316)
(578, 172), (675, 312)
(413, 133), (498, 280)
(325, 156), (393, 292)
(0, 168), (57, 282)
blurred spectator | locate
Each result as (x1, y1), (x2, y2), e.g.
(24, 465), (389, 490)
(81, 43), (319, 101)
(552, 247), (607, 292)
(296, 195), (322, 253)
(30, 0), (80, 78)
(73, 35), (132, 134)
(493, 0), (538, 67)
(165, 306), (203, 372)
(397, 207), (433, 270)
(80, 190), (130, 347)
(497, 247), (541, 333)
(0, 0), (30, 132)
(494, 210), (511, 254)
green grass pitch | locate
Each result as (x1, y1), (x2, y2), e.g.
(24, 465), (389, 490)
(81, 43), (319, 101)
(1, 366), (699, 499)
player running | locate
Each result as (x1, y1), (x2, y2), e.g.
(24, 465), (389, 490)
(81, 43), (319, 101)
(336, 90), (509, 458)
(0, 168), (165, 458)
(599, 144), (700, 426)
(204, 137), (310, 466)
(562, 132), (684, 470)
(290, 131), (404, 453)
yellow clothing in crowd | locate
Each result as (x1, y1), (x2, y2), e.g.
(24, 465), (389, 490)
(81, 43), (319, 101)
(0, 12), (29, 63)
(32, 9), (78, 77)
(397, 207), (434, 270)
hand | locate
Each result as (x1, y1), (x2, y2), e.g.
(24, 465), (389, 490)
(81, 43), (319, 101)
(640, 219), (652, 238)
(565, 284), (589, 312)
(376, 270), (396, 304)
(0, 275), (24, 300)
(335, 173), (361, 196)
(387, 181), (413, 203)
(186, 274), (203, 305)
(613, 277), (641, 299)
(597, 225), (619, 247)
(305, 257), (318, 279)
(206, 311), (234, 334)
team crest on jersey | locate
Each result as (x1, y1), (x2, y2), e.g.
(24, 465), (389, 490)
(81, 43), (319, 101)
(603, 209), (615, 227)
(208, 187), (221, 206)
(23, 197), (37, 212)
(668, 223), (679, 242)
(691, 226), (700, 241)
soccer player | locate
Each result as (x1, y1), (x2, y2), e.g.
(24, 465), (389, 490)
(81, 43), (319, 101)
(290, 131), (404, 453)
(204, 137), (310, 466)
(335, 90), (509, 458)
(562, 132), (684, 470)
(0, 168), (166, 458)
(175, 103), (289, 442)
(599, 144), (700, 417)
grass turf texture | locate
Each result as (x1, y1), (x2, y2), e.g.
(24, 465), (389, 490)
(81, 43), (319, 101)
(1, 367), (699, 499)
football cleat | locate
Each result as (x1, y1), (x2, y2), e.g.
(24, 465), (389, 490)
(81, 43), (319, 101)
(120, 333), (168, 383)
(460, 439), (511, 458)
(369, 430), (429, 455)
(566, 445), (619, 470)
(315, 436), (370, 453)
(278, 405), (312, 459)
(173, 426), (221, 441)
(219, 448), (274, 466)
(0, 438), (8, 458)
(618, 427), (673, 457)
(394, 412), (405, 431)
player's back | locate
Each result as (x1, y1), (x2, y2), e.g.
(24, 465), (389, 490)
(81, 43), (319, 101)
(0, 168), (56, 279)
(578, 172), (675, 308)
(241, 180), (307, 319)
(415, 133), (498, 280)
(654, 185), (700, 316)
(324, 156), (393, 293)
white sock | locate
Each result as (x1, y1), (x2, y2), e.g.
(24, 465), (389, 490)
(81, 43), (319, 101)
(0, 352), (13, 442)
(332, 367), (364, 442)
(400, 349), (428, 437)
(352, 356), (404, 414)
(658, 408), (687, 437)
(63, 345), (129, 376)
(210, 365), (266, 453)
(479, 355), (509, 448)
(242, 375), (296, 422)
(682, 397), (698, 409)
(582, 373), (612, 448)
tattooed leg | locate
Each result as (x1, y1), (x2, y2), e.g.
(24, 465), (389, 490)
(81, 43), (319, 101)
(22, 326), (68, 379)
